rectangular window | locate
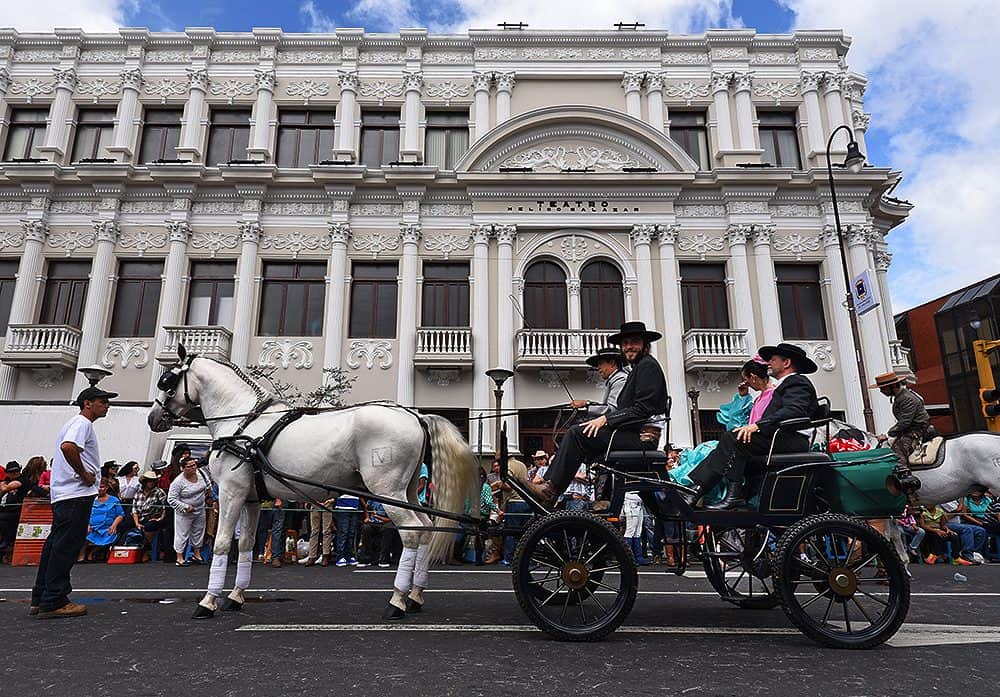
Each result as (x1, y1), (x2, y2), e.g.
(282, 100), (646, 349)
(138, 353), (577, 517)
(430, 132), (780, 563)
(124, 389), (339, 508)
(258, 262), (326, 336)
(110, 260), (163, 337)
(70, 109), (116, 162)
(138, 109), (183, 163)
(680, 263), (729, 330)
(424, 112), (469, 170)
(671, 112), (710, 170)
(421, 262), (469, 327)
(759, 111), (801, 168)
(776, 264), (828, 339)
(186, 261), (236, 328)
(206, 110), (251, 166)
(359, 112), (400, 169)
(276, 110), (336, 167)
(39, 260), (90, 328)
(350, 262), (398, 338)
(3, 108), (48, 161)
(0, 260), (17, 334)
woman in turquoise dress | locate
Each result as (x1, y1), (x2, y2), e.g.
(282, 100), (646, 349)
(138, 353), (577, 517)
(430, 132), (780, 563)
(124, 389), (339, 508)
(80, 478), (125, 561)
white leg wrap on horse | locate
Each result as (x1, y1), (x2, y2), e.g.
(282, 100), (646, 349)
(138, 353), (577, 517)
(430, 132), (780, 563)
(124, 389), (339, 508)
(208, 554), (228, 597)
(413, 543), (429, 589)
(393, 546), (418, 593)
(390, 589), (407, 611)
(408, 586), (424, 604)
(227, 588), (246, 604)
(199, 593), (218, 611)
(235, 550), (253, 589)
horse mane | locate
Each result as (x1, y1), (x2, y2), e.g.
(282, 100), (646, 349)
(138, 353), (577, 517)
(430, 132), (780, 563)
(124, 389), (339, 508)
(199, 355), (272, 403)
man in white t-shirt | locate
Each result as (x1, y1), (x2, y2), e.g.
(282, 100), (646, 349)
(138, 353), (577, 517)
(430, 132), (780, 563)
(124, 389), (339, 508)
(31, 385), (117, 619)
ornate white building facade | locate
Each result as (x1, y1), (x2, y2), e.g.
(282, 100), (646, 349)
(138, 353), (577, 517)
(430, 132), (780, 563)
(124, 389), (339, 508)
(0, 26), (912, 461)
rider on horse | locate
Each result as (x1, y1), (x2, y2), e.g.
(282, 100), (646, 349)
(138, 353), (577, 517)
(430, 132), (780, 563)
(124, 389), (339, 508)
(871, 371), (931, 463)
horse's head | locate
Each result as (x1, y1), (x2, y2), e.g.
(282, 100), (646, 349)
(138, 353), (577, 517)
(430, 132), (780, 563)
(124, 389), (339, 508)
(148, 344), (205, 432)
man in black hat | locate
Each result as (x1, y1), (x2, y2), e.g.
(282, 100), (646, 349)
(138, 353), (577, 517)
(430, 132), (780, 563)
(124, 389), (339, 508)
(527, 322), (669, 505)
(685, 343), (820, 510)
(569, 347), (628, 417)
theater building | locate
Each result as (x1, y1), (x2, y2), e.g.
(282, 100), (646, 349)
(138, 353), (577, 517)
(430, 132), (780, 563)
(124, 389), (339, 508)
(0, 26), (912, 461)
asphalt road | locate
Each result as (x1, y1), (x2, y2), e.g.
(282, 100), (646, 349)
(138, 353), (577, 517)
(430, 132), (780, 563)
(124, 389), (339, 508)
(1, 560), (998, 696)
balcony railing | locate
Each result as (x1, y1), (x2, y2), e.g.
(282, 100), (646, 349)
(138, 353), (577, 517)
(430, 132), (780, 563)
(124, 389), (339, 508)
(156, 326), (233, 365)
(515, 329), (614, 367)
(414, 327), (473, 366)
(682, 328), (751, 371)
(889, 340), (914, 379)
(0, 324), (82, 368)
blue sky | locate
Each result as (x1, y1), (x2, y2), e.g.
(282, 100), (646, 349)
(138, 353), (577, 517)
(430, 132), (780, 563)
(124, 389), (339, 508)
(3, 0), (1000, 312)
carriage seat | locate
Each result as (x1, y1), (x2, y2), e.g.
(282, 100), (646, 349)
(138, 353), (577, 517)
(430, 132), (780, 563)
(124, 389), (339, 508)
(749, 451), (832, 470)
(603, 450), (668, 471)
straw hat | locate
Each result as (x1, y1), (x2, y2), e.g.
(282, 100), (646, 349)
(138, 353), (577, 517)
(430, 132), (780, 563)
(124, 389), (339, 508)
(870, 372), (907, 389)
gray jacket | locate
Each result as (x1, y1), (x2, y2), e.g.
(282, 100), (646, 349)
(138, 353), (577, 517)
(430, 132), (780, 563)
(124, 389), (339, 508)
(587, 369), (628, 418)
(888, 387), (931, 437)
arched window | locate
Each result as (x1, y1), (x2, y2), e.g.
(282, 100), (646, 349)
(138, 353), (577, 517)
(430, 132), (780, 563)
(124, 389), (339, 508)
(580, 261), (625, 329)
(523, 260), (568, 329)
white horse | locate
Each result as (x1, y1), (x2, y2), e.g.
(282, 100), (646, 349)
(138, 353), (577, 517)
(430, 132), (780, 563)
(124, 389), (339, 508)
(893, 433), (1000, 506)
(147, 345), (480, 620)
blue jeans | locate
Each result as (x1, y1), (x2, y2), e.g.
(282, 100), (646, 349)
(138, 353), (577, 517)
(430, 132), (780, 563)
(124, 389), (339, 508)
(269, 507), (286, 559)
(901, 526), (925, 551)
(564, 498), (589, 512)
(502, 501), (533, 563)
(334, 511), (359, 560)
(948, 522), (988, 556)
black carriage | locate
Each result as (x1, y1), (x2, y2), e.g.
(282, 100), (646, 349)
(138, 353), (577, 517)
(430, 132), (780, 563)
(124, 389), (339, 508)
(500, 401), (910, 649)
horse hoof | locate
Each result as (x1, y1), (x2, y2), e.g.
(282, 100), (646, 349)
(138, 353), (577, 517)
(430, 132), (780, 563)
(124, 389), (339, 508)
(405, 597), (423, 614)
(191, 605), (215, 620)
(382, 604), (406, 621)
(221, 599), (243, 612)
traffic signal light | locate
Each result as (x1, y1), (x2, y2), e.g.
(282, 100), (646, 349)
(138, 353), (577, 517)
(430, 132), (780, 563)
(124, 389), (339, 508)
(982, 388), (1000, 419)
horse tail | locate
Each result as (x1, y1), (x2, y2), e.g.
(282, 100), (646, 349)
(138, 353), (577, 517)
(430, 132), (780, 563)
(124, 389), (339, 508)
(420, 414), (480, 562)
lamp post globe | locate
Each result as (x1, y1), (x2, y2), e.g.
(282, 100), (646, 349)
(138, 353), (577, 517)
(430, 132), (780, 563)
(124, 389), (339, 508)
(78, 365), (113, 387)
(485, 367), (514, 454)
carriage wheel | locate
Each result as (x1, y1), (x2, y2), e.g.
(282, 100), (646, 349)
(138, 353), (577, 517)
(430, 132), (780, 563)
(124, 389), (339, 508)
(512, 511), (638, 642)
(703, 526), (781, 610)
(773, 513), (910, 649)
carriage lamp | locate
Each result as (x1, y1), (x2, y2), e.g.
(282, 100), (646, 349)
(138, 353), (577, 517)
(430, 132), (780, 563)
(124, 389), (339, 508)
(78, 365), (113, 386)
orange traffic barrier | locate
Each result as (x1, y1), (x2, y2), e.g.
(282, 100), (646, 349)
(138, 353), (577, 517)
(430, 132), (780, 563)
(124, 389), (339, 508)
(11, 498), (53, 566)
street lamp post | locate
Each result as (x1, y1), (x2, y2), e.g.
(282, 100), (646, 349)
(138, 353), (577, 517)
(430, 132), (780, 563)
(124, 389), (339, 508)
(826, 123), (876, 433)
(687, 388), (701, 445)
(77, 364), (112, 387)
(485, 367), (514, 453)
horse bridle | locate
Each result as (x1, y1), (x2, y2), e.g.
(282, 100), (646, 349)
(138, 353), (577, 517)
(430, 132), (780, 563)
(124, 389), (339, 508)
(155, 354), (201, 423)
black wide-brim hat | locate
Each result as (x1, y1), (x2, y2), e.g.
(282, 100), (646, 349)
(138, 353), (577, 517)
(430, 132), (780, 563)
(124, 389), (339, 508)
(607, 321), (662, 345)
(758, 343), (818, 375)
(586, 347), (626, 368)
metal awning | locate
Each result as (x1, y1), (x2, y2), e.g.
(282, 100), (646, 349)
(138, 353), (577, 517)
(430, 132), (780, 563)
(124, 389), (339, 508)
(936, 275), (1000, 315)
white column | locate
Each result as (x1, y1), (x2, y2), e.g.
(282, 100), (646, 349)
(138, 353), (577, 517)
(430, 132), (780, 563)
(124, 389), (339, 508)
(821, 226), (864, 427)
(725, 225), (758, 350)
(567, 280), (582, 330)
(0, 220), (48, 399)
(396, 224), (421, 406)
(631, 224), (659, 361)
(249, 69), (276, 159)
(645, 73), (665, 132)
(874, 251), (898, 345)
(472, 72), (492, 143)
(401, 71), (423, 156)
(71, 221), (119, 396)
(495, 72), (515, 126)
(147, 221), (190, 398)
(494, 224), (518, 446)
(710, 72), (735, 152)
(823, 72), (849, 152)
(750, 225), (783, 344)
(109, 69), (142, 157)
(622, 72), (644, 120)
(657, 225), (692, 446)
(847, 226), (891, 431)
(732, 72), (756, 151)
(40, 68), (77, 157)
(323, 223), (351, 372)
(0, 68), (10, 149)
(336, 71), (359, 160)
(178, 69), (207, 158)
(800, 72), (826, 156)
(229, 221), (261, 367)
(851, 108), (870, 161)
(471, 225), (492, 451)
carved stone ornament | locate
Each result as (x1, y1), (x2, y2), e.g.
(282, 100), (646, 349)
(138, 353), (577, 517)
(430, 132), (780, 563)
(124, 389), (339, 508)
(210, 79), (255, 105)
(425, 81), (471, 106)
(350, 203), (401, 217)
(8, 78), (55, 103)
(211, 50), (258, 64)
(696, 370), (729, 393)
(559, 235), (589, 262)
(630, 224), (657, 246)
(426, 369), (461, 386)
(187, 69), (209, 91)
(875, 251), (893, 273)
(255, 69), (276, 92)
(32, 367), (64, 389)
(278, 50), (340, 64)
(263, 201), (332, 216)
(803, 48), (837, 61)
(421, 203), (472, 217)
(77, 78), (121, 102)
(144, 78), (188, 103)
(754, 80), (799, 106)
(852, 109), (872, 132)
(539, 369), (572, 389)
(662, 52), (709, 65)
(675, 204), (726, 218)
(0, 229), (26, 251)
(499, 146), (637, 172)
(402, 71), (423, 92)
(119, 229), (167, 256)
(120, 69), (144, 92)
(359, 51), (404, 64)
(146, 50), (191, 64)
(424, 234), (470, 260)
(353, 233), (399, 259)
(424, 52), (473, 65)
(102, 339), (150, 369)
(328, 222), (351, 245)
(360, 80), (404, 106)
(728, 201), (769, 215)
(49, 200), (96, 214)
(346, 339), (393, 370)
(677, 233), (724, 260)
(286, 80), (330, 105)
(665, 81), (711, 106)
(260, 230), (332, 258)
(191, 230), (240, 257)
(809, 343), (837, 372)
(750, 52), (798, 65)
(258, 339), (314, 370)
(48, 229), (96, 256)
(772, 233), (822, 261)
(772, 204), (820, 218)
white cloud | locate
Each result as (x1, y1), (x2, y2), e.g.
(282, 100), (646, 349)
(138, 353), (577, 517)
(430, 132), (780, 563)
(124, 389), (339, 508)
(779, 1), (1000, 310)
(0, 0), (134, 32)
(300, 0), (337, 33)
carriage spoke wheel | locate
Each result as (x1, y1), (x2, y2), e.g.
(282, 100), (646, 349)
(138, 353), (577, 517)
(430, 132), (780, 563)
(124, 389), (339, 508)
(773, 514), (910, 649)
(512, 511), (638, 642)
(703, 526), (781, 610)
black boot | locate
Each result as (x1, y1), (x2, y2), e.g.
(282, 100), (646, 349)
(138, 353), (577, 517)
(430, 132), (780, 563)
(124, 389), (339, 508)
(705, 481), (746, 510)
(679, 479), (715, 508)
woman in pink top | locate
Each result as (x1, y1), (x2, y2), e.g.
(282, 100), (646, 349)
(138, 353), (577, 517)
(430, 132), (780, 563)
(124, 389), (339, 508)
(743, 359), (775, 424)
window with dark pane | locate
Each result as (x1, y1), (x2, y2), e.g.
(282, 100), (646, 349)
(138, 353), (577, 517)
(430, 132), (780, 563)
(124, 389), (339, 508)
(775, 264), (827, 339)
(680, 263), (729, 330)
(424, 112), (469, 169)
(524, 261), (568, 329)
(580, 261), (625, 329)
(138, 109), (183, 163)
(70, 109), (116, 162)
(110, 260), (163, 337)
(186, 260), (236, 328)
(206, 110), (251, 165)
(349, 262), (398, 338)
(276, 110), (336, 167)
(421, 262), (469, 327)
(0, 260), (18, 334)
(758, 111), (801, 168)
(670, 112), (710, 170)
(258, 261), (327, 337)
(39, 260), (91, 328)
(359, 112), (400, 168)
(3, 108), (48, 161)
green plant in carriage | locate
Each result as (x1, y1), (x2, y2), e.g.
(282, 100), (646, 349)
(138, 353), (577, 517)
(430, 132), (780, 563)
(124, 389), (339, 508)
(245, 365), (356, 408)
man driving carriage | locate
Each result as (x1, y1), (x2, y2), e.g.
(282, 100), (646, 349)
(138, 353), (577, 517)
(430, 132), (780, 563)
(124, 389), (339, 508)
(871, 371), (932, 463)
(526, 321), (669, 506)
